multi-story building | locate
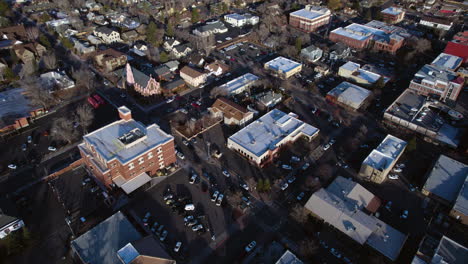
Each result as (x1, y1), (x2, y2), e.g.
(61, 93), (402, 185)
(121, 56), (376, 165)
(219, 73), (259, 94)
(224, 13), (259, 27)
(192, 21), (228, 37)
(383, 90), (461, 148)
(359, 135), (407, 184)
(408, 64), (464, 103)
(94, 48), (127, 72)
(79, 106), (176, 194)
(419, 15), (453, 31)
(227, 109), (319, 167)
(326, 81), (373, 111)
(329, 22), (407, 54)
(289, 5), (331, 32)
(264, 57), (302, 79)
(179, 66), (207, 87)
(431, 53), (463, 71)
(93, 26), (121, 43)
(444, 31), (468, 63)
(381, 7), (405, 23)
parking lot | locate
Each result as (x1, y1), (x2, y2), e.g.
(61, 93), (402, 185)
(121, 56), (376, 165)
(128, 167), (237, 262)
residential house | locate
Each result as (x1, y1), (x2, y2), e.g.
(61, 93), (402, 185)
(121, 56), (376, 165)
(0, 88), (45, 133)
(329, 43), (351, 61)
(422, 155), (468, 224)
(305, 176), (406, 261)
(326, 82), (373, 111)
(163, 39), (180, 51)
(193, 21), (228, 37)
(338, 61), (383, 86)
(71, 211), (175, 264)
(210, 97), (254, 126)
(95, 48), (127, 72)
(227, 109), (319, 167)
(187, 54), (205, 67)
(381, 7), (405, 23)
(224, 13), (259, 27)
(153, 65), (173, 81)
(171, 44), (192, 58)
(359, 135), (407, 184)
(78, 107), (176, 192)
(164, 60), (179, 72)
(121, 30), (139, 43)
(117, 63), (162, 96)
(180, 66), (207, 87)
(13, 43), (47, 64)
(256, 91), (282, 109)
(0, 25), (28, 43)
(93, 27), (121, 43)
(71, 38), (95, 55)
(163, 78), (185, 93)
(289, 5), (331, 32)
(40, 71), (75, 92)
(408, 64), (464, 103)
(205, 60), (229, 76)
(300, 45), (323, 62)
(264, 57), (302, 79)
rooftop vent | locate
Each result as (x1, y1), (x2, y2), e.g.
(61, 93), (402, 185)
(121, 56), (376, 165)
(118, 128), (144, 145)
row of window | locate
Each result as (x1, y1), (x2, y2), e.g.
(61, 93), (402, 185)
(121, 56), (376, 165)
(128, 147), (163, 170)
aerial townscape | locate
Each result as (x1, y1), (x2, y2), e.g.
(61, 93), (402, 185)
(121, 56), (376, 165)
(0, 0), (467, 263)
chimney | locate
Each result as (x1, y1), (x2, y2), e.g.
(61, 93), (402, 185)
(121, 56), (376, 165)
(118, 106), (132, 121)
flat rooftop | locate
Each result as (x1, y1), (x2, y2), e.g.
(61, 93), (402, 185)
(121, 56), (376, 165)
(453, 177), (468, 217)
(71, 211), (142, 264)
(83, 119), (173, 164)
(362, 134), (407, 171)
(431, 53), (463, 70)
(381, 7), (405, 16)
(290, 7), (328, 21)
(0, 88), (39, 128)
(220, 73), (259, 94)
(413, 64), (461, 84)
(265, 56), (302, 74)
(423, 155), (468, 203)
(340, 61), (382, 84)
(328, 82), (372, 109)
(432, 236), (468, 264)
(228, 109), (319, 157)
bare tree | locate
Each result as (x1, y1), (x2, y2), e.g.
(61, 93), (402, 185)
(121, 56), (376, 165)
(21, 76), (56, 109)
(41, 52), (57, 70)
(187, 119), (196, 133)
(25, 27), (39, 41)
(290, 204), (309, 223)
(51, 117), (79, 144)
(209, 86), (228, 98)
(194, 34), (215, 56)
(76, 104), (94, 134)
(145, 46), (160, 62)
(256, 23), (270, 43)
(72, 66), (95, 93)
(298, 239), (319, 259)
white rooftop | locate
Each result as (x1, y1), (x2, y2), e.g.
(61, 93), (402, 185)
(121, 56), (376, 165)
(381, 7), (405, 16)
(340, 61), (382, 84)
(265, 56), (302, 74)
(220, 73), (259, 94)
(83, 119), (173, 164)
(431, 53), (463, 70)
(228, 109), (319, 157)
(363, 135), (407, 171)
(290, 6), (329, 21)
(328, 82), (372, 110)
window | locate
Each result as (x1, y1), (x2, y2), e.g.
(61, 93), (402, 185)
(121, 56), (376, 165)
(138, 157), (144, 164)
(157, 147), (163, 153)
(158, 156), (164, 161)
(147, 152), (153, 159)
(128, 163), (134, 170)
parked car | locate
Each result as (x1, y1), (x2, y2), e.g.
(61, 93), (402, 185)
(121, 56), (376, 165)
(8, 164), (17, 170)
(330, 248), (342, 258)
(174, 242), (182, 252)
(388, 174), (399, 180)
(177, 152), (185, 160)
(48, 146), (57, 152)
(322, 144), (330, 151)
(81, 177), (91, 186)
(189, 174), (198, 184)
(166, 96), (175, 103)
(160, 230), (168, 241)
(191, 224), (204, 232)
(280, 182), (289, 191)
(242, 196), (251, 206)
(401, 210), (409, 219)
(211, 191), (219, 202)
(142, 212), (151, 225)
(393, 167), (403, 173)
(287, 176), (296, 184)
(27, 136), (32, 144)
(21, 144), (27, 151)
(93, 94), (105, 105)
(301, 163), (310, 170)
(87, 96), (99, 109)
(184, 204), (195, 211)
(150, 222), (159, 233)
(222, 169), (230, 177)
(240, 183), (249, 191)
(290, 156), (300, 162)
(385, 201), (392, 211)
(182, 140), (189, 146)
(245, 241), (257, 252)
(281, 164), (292, 170)
(163, 194), (173, 201)
(216, 194), (224, 206)
(297, 192), (305, 201)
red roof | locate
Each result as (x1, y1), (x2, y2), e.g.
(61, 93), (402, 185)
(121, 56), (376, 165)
(444, 42), (468, 63)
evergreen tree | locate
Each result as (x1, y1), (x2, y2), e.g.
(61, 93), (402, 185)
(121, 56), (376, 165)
(160, 51), (168, 63)
(166, 22), (174, 37)
(257, 179), (264, 192)
(295, 37), (302, 54)
(191, 8), (200, 24)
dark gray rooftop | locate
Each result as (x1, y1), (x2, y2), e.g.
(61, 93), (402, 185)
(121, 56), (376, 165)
(0, 88), (39, 128)
(71, 211), (142, 264)
(423, 155), (468, 203)
(432, 236), (468, 264)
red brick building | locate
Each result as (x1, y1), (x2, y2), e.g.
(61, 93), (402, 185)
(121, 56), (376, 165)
(289, 5), (331, 32)
(79, 106), (176, 194)
(381, 7), (405, 24)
